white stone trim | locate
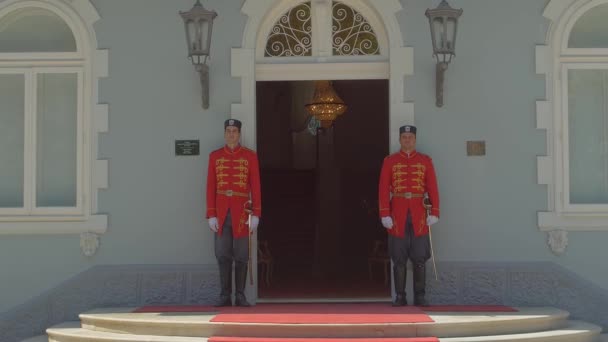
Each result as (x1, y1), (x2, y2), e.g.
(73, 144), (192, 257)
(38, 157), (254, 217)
(0, 215), (107, 234)
(539, 212), (608, 231)
(256, 62), (389, 81)
(0, 0), (108, 235)
(234, 0), (410, 301)
(538, 0), (608, 232)
(536, 45), (550, 75)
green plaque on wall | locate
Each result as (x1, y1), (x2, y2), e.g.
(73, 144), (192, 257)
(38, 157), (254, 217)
(175, 140), (200, 156)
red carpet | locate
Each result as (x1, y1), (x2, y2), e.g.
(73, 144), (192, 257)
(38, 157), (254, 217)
(423, 305), (517, 312)
(210, 303), (433, 324)
(209, 338), (439, 342)
(133, 304), (432, 323)
(133, 305), (217, 313)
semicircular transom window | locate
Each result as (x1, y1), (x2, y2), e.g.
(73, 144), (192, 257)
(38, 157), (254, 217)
(264, 1), (380, 58)
(0, 7), (77, 53)
(265, 2), (312, 57)
(332, 1), (379, 56)
(568, 3), (608, 48)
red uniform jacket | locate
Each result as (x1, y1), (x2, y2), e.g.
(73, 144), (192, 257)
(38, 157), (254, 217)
(206, 145), (262, 238)
(378, 150), (440, 238)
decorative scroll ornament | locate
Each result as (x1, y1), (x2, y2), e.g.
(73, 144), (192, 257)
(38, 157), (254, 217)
(80, 232), (100, 257)
(265, 2), (312, 57)
(547, 230), (568, 255)
(332, 1), (379, 56)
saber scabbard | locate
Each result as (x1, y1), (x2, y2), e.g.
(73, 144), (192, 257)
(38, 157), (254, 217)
(248, 230), (253, 285)
(427, 224), (438, 281)
(423, 194), (439, 281)
(244, 200), (254, 286)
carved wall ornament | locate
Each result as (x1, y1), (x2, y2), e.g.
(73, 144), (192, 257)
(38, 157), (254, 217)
(80, 232), (100, 257)
(547, 229), (568, 255)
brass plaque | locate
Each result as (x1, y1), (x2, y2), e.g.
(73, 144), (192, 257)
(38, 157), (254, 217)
(467, 141), (485, 156)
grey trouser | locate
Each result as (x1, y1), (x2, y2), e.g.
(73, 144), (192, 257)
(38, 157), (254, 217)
(388, 210), (431, 266)
(214, 210), (249, 264)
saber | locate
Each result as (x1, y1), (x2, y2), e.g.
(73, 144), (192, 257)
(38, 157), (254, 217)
(427, 224), (438, 281)
(423, 194), (438, 281)
(244, 200), (254, 285)
(248, 230), (253, 285)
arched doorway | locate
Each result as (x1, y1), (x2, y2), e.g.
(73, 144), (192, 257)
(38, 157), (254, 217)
(231, 0), (413, 303)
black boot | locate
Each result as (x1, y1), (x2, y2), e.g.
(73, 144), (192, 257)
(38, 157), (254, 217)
(392, 263), (407, 306)
(413, 262), (428, 306)
(214, 261), (232, 307)
(234, 262), (251, 307)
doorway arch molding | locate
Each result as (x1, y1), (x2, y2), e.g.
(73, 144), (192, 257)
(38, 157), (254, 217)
(230, 0), (413, 301)
(231, 0), (413, 152)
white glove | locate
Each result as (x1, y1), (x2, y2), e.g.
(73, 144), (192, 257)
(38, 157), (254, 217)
(208, 217), (218, 232)
(381, 216), (393, 229)
(426, 215), (439, 226)
(249, 216), (259, 232)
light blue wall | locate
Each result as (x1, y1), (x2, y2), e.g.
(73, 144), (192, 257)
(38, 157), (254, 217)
(1, 0), (607, 315)
(92, 0), (244, 264)
(0, 0), (246, 313)
(401, 0), (608, 288)
(401, 0), (548, 260)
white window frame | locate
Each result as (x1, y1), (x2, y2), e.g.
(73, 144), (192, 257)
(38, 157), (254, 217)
(561, 62), (608, 213)
(0, 0), (108, 235)
(0, 67), (84, 217)
(538, 0), (608, 231)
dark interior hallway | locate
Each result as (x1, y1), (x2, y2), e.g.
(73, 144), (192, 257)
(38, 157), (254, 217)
(256, 80), (390, 299)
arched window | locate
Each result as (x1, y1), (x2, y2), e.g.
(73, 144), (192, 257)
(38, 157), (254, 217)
(0, 7), (76, 52)
(564, 3), (608, 207)
(539, 0), (608, 232)
(0, 0), (107, 235)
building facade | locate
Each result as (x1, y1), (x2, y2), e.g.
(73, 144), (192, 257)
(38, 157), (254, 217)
(1, 0), (607, 340)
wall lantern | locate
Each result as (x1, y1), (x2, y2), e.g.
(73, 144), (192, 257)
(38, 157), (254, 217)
(180, 0), (217, 109)
(425, 0), (462, 107)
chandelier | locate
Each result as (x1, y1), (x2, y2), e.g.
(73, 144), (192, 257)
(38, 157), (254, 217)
(305, 81), (347, 128)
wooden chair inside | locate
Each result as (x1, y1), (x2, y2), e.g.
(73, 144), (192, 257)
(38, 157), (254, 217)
(368, 239), (390, 285)
(258, 240), (274, 287)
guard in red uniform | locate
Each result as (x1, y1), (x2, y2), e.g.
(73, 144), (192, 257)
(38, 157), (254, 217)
(378, 125), (440, 306)
(206, 119), (261, 307)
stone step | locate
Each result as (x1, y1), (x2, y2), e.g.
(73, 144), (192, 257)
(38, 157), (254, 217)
(47, 322), (205, 342)
(74, 307), (568, 338)
(440, 321), (601, 342)
(44, 320), (602, 342)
